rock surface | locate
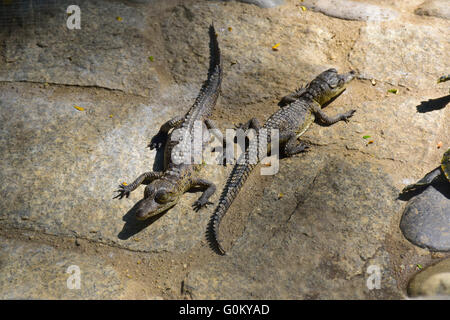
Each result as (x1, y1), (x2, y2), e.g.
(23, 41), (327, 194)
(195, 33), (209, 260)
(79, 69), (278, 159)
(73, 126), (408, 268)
(400, 184), (450, 252)
(0, 0), (164, 97)
(219, 0), (284, 8)
(415, 0), (450, 20)
(0, 0), (449, 299)
(408, 258), (450, 297)
(184, 157), (402, 299)
(0, 237), (124, 299)
(349, 22), (449, 88)
(302, 0), (398, 21)
(0, 81), (227, 253)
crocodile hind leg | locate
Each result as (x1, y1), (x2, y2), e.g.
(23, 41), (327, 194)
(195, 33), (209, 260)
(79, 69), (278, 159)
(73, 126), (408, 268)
(281, 131), (309, 157)
(148, 115), (184, 150)
(401, 167), (442, 194)
(191, 178), (217, 211)
(114, 171), (163, 199)
(312, 103), (356, 125)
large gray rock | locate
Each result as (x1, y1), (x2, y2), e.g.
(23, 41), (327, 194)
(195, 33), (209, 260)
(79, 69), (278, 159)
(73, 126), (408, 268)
(183, 157), (402, 299)
(302, 0), (398, 21)
(0, 81), (227, 253)
(0, 0), (449, 299)
(0, 237), (124, 299)
(400, 185), (450, 252)
(408, 258), (450, 297)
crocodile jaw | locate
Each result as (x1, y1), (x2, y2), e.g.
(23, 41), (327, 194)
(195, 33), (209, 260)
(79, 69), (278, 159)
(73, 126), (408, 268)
(135, 197), (178, 220)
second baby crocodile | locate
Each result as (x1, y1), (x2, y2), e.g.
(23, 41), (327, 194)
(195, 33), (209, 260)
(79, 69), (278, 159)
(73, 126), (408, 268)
(209, 68), (357, 255)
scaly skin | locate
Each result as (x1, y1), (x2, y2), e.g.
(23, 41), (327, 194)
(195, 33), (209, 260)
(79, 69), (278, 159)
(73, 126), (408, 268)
(114, 25), (222, 220)
(208, 68), (357, 255)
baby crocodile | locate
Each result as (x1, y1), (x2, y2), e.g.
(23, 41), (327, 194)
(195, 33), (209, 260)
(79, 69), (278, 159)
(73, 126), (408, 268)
(209, 68), (357, 255)
(114, 25), (222, 220)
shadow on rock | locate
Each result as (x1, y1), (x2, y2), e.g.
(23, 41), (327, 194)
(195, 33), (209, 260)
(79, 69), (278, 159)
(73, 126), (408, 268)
(152, 142), (166, 172)
(117, 199), (167, 240)
(416, 95), (450, 113)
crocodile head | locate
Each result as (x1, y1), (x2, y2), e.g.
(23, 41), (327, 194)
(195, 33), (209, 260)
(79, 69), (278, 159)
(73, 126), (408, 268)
(134, 180), (180, 220)
(309, 68), (356, 106)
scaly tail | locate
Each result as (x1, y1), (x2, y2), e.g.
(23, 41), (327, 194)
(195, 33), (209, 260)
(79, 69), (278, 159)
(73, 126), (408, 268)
(208, 142), (258, 255)
(185, 23), (223, 127)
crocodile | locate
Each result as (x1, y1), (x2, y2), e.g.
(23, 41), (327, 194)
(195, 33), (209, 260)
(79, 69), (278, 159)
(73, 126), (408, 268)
(114, 24), (222, 220)
(208, 68), (357, 255)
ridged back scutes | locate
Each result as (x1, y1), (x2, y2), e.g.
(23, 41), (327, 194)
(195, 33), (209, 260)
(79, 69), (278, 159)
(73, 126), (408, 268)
(166, 24), (222, 168)
(208, 143), (257, 255)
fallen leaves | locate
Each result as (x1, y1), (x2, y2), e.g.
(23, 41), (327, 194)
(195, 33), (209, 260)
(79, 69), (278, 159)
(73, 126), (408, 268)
(387, 88), (398, 94)
(272, 43), (281, 51)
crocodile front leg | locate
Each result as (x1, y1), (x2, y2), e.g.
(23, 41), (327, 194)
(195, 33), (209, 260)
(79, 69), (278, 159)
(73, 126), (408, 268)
(191, 178), (216, 212)
(114, 171), (163, 199)
(148, 115), (184, 150)
(311, 103), (356, 125)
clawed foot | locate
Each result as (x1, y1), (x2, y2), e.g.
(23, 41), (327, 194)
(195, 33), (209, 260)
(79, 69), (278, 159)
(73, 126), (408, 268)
(148, 132), (167, 150)
(192, 199), (213, 212)
(286, 143), (310, 157)
(341, 109), (356, 122)
(113, 184), (132, 199)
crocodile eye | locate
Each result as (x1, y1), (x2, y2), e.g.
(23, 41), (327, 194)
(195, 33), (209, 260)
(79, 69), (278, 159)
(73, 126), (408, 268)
(338, 78), (344, 86)
(155, 190), (170, 204)
(144, 185), (156, 198)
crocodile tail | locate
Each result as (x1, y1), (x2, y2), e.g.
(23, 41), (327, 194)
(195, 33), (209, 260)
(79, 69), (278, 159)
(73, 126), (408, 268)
(196, 23), (222, 99)
(207, 23), (222, 83)
(186, 24), (223, 127)
(208, 145), (258, 255)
